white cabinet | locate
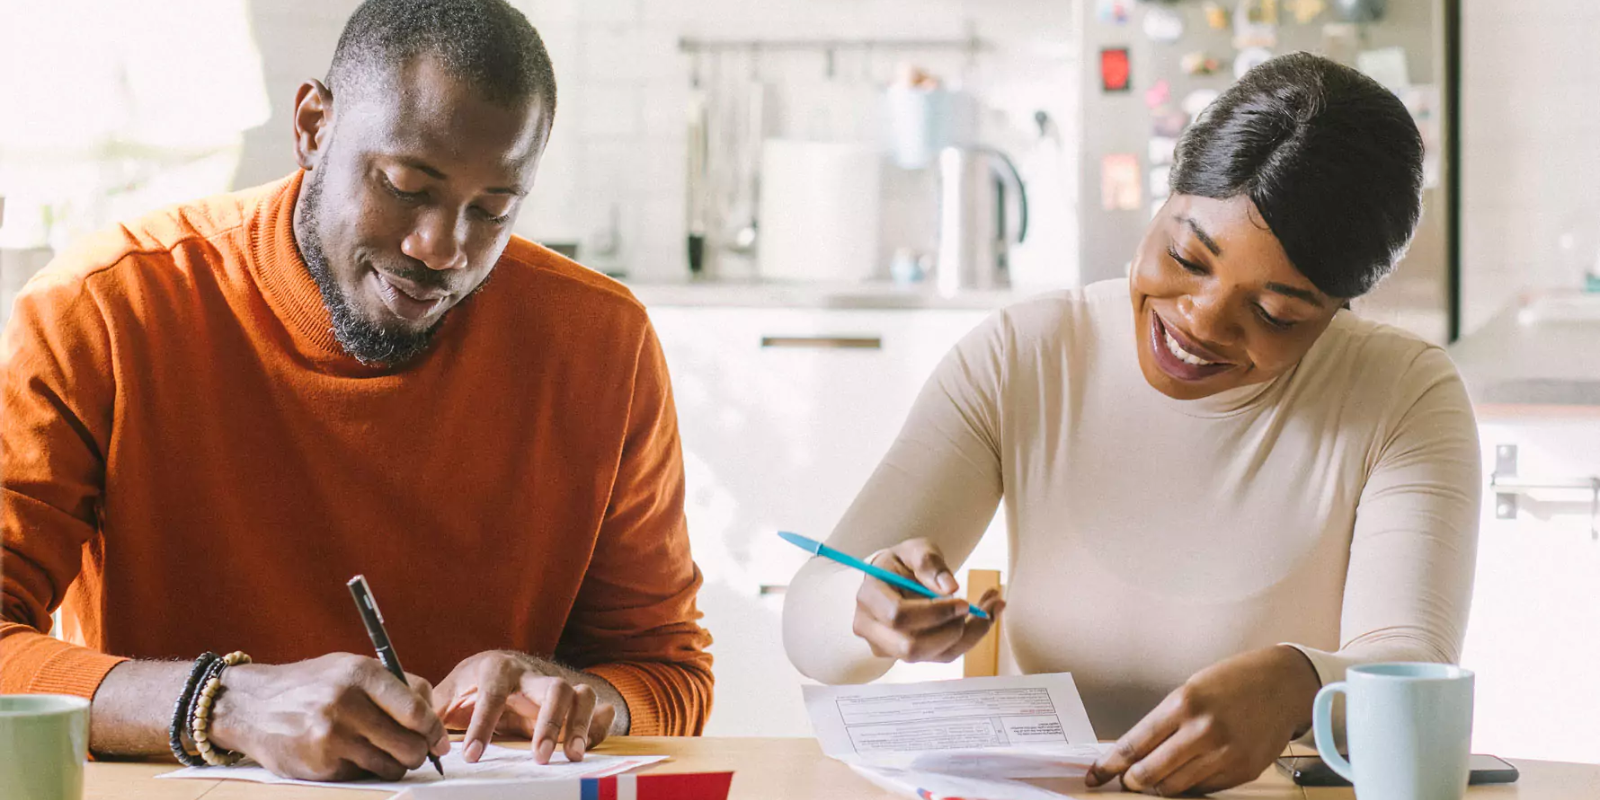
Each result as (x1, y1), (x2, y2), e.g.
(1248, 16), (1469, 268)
(1464, 416), (1600, 764)
(649, 304), (1007, 735)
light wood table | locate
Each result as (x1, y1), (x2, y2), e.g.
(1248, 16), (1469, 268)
(87, 738), (1600, 799)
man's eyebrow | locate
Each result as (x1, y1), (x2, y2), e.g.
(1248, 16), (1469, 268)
(1178, 216), (1222, 256)
(394, 157), (526, 196)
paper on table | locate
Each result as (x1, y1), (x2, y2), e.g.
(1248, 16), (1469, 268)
(157, 744), (667, 793)
(851, 764), (1119, 800)
(802, 673), (1108, 777)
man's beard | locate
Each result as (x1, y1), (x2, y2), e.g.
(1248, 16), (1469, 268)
(298, 169), (441, 367)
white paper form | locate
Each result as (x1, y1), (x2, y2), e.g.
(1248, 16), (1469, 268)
(157, 744), (666, 794)
(803, 673), (1109, 777)
(851, 764), (1120, 800)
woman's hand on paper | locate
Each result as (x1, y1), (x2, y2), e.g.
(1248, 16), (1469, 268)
(432, 650), (619, 767)
(1085, 645), (1322, 795)
(851, 538), (1005, 663)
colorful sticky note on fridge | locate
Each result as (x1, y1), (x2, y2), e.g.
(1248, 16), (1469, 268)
(1204, 1), (1232, 29)
(1149, 136), (1179, 167)
(1102, 154), (1143, 212)
(1289, 0), (1327, 24)
(1145, 79), (1171, 110)
(1097, 0), (1132, 24)
(1100, 47), (1132, 93)
(1142, 7), (1186, 42)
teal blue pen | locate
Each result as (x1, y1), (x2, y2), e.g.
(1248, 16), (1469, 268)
(778, 531), (990, 619)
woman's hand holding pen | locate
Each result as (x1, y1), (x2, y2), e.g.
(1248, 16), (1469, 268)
(207, 653), (449, 782)
(851, 538), (1005, 664)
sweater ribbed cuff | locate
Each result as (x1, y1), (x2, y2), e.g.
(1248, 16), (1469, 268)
(586, 663), (661, 737)
(30, 646), (128, 699)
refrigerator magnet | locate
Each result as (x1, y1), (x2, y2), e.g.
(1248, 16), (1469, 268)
(1145, 79), (1172, 110)
(1149, 136), (1179, 167)
(1234, 47), (1275, 80)
(1101, 47), (1133, 93)
(1152, 108), (1189, 139)
(1233, 0), (1279, 48)
(1097, 0), (1132, 25)
(1181, 51), (1221, 76)
(1143, 7), (1187, 43)
(1289, 0), (1328, 24)
(1203, 1), (1232, 29)
(1181, 89), (1221, 118)
(1101, 154), (1143, 212)
(1149, 165), (1173, 200)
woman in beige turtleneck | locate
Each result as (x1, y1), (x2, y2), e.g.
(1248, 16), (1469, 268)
(782, 53), (1479, 796)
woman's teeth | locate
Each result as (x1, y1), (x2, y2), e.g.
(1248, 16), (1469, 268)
(1164, 329), (1216, 366)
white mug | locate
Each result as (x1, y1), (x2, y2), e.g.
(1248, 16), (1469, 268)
(1312, 663), (1474, 800)
(0, 694), (91, 800)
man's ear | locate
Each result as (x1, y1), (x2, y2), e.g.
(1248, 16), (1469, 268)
(292, 79), (334, 171)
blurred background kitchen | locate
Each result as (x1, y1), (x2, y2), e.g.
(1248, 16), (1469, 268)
(2, 0), (1597, 763)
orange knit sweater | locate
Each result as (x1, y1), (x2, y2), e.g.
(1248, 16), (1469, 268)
(0, 172), (713, 735)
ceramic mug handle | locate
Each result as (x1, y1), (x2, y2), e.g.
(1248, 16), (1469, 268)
(1312, 682), (1356, 783)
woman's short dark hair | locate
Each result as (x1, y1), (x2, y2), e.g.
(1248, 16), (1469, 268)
(1169, 52), (1423, 299)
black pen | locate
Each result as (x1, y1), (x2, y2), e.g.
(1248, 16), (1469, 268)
(347, 574), (445, 776)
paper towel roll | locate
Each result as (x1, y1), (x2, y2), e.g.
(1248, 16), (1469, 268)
(758, 140), (882, 283)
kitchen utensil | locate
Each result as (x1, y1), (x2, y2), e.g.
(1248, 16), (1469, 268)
(685, 55), (710, 275)
(727, 76), (765, 257)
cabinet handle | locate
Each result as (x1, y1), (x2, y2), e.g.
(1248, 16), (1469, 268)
(760, 335), (883, 350)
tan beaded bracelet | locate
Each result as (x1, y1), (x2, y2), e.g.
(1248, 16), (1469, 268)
(190, 650), (252, 767)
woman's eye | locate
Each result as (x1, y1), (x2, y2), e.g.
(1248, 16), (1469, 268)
(1167, 246), (1206, 276)
(1256, 306), (1296, 330)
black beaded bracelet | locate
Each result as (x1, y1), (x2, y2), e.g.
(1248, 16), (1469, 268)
(169, 652), (220, 767)
(188, 651), (251, 766)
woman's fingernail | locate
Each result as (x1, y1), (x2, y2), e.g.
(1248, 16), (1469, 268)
(939, 573), (957, 593)
(538, 739), (556, 763)
(572, 737), (587, 757)
(1084, 772), (1102, 788)
(465, 740), (484, 763)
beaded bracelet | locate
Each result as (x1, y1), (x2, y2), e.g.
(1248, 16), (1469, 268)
(169, 652), (220, 767)
(189, 650), (253, 767)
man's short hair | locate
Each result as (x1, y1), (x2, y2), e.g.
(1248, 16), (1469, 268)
(328, 0), (556, 132)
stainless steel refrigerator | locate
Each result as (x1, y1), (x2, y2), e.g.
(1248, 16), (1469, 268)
(1077, 0), (1455, 343)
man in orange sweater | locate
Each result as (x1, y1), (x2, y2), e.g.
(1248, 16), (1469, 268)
(1, 0), (711, 782)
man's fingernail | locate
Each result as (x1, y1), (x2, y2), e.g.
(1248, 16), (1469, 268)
(572, 737), (587, 757)
(465, 740), (484, 763)
(939, 573), (957, 593)
(1084, 772), (1102, 788)
(538, 739), (556, 763)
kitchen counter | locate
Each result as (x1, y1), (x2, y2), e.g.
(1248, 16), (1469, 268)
(624, 278), (1040, 311)
(1448, 292), (1600, 416)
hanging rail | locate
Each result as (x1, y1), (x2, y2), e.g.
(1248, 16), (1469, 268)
(677, 36), (986, 55)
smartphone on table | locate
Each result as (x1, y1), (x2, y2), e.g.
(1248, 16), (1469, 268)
(1275, 754), (1520, 787)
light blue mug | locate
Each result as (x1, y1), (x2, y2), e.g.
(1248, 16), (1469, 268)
(0, 694), (91, 800)
(1312, 663), (1474, 800)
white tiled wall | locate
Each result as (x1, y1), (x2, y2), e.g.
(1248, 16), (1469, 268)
(236, 0), (1078, 282)
(1460, 2), (1600, 334)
